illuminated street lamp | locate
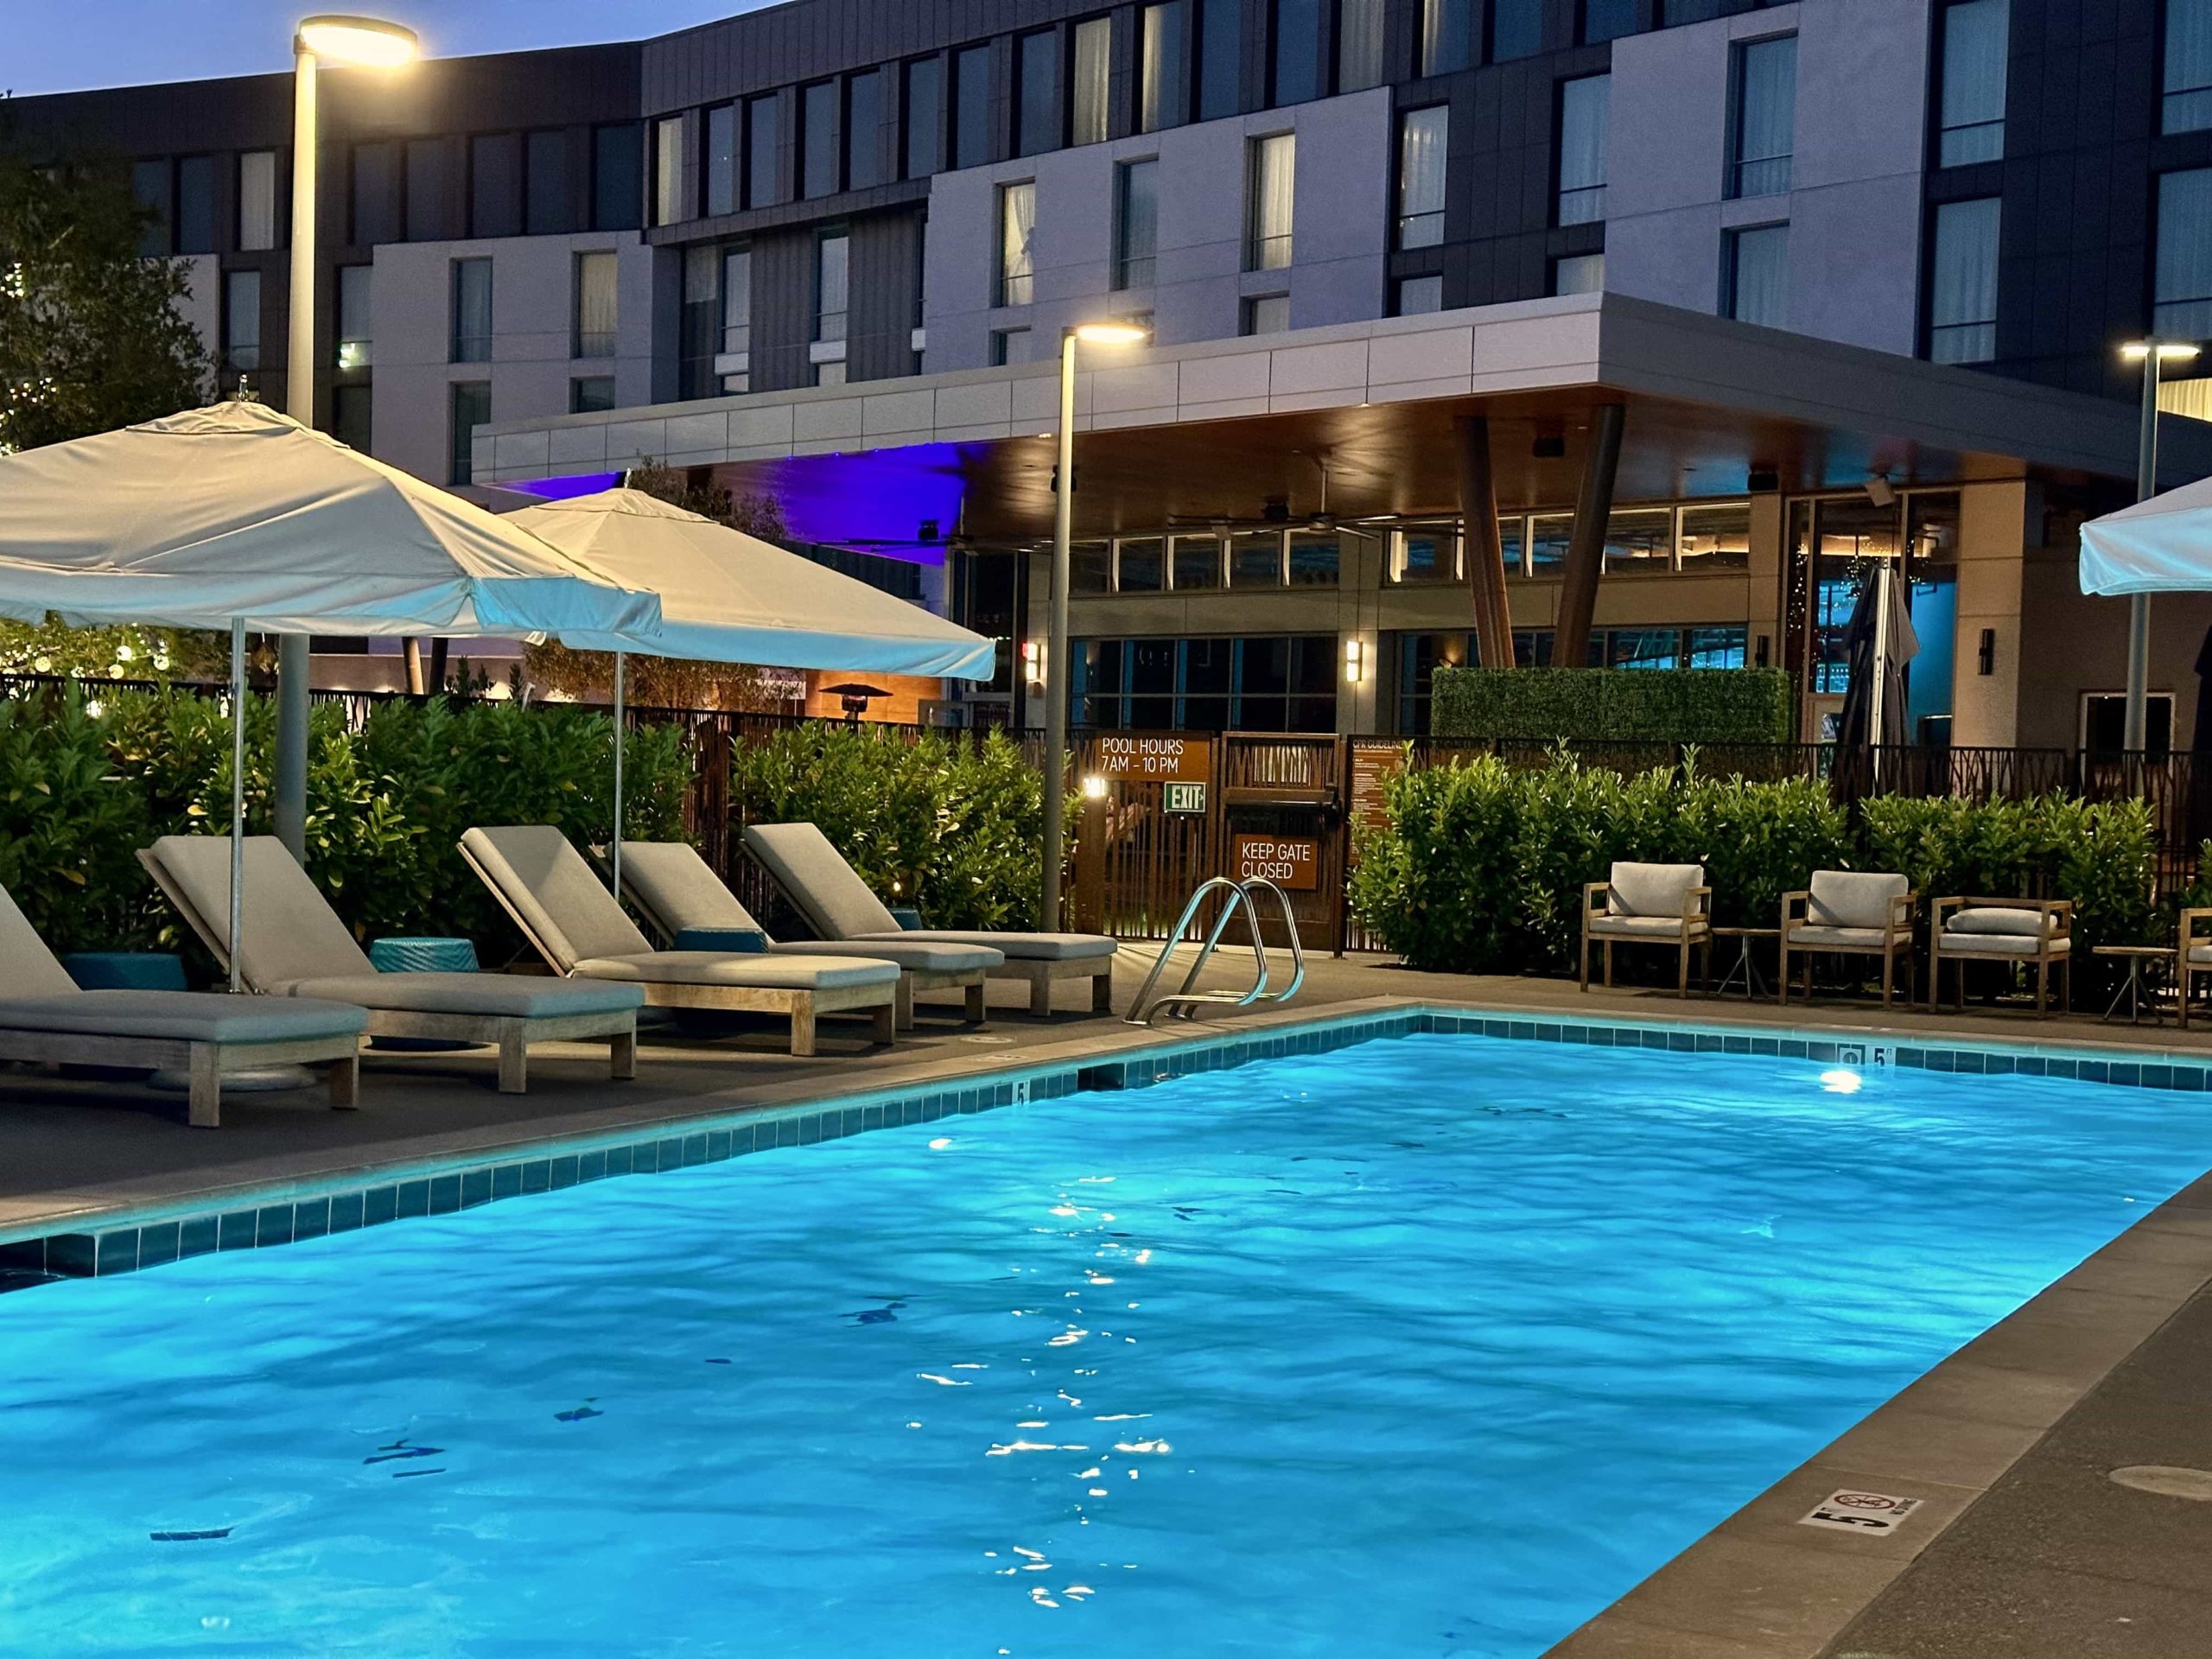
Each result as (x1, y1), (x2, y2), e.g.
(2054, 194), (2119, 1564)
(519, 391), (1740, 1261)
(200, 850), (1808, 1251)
(2117, 338), (2202, 753)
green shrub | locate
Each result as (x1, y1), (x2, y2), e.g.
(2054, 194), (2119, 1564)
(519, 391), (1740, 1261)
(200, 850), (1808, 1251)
(1432, 666), (1796, 743)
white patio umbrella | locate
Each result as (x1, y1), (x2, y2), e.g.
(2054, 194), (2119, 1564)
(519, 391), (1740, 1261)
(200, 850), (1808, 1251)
(2080, 474), (2212, 594)
(0, 401), (660, 989)
(505, 486), (996, 894)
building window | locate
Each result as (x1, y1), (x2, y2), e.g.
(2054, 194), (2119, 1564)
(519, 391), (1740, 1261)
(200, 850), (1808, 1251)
(332, 384), (372, 453)
(680, 245), (745, 399)
(1394, 524), (1459, 582)
(1243, 292), (1291, 334)
(592, 122), (644, 230)
(1557, 76), (1610, 226)
(1116, 160), (1160, 289)
(2157, 168), (2212, 338)
(1422, 0), (1473, 74)
(451, 257), (493, 363)
(1230, 529), (1287, 586)
(1929, 198), (2000, 363)
(991, 327), (1034, 365)
(999, 181), (1037, 305)
(1339, 0), (1386, 91)
(1730, 35), (1796, 198)
(132, 159), (170, 256)
(704, 105), (740, 216)
(1247, 133), (1295, 270)
(1142, 2), (1189, 131)
(1072, 17), (1112, 144)
(574, 251), (618, 358)
(1289, 530), (1340, 586)
(221, 270), (261, 376)
(1397, 107), (1447, 249)
(1018, 29), (1059, 156)
(1554, 253), (1605, 295)
(1173, 536), (1224, 589)
(1273, 0), (1322, 105)
(335, 264), (372, 369)
(653, 115), (686, 226)
(1118, 537), (1166, 591)
(526, 130), (571, 233)
(816, 230), (849, 343)
(747, 96), (781, 207)
(1394, 274), (1444, 315)
(1491, 0), (1545, 60)
(1726, 224), (1789, 327)
(1679, 503), (1751, 571)
(849, 69), (886, 189)
(406, 137), (446, 240)
(351, 143), (399, 245)
(956, 45), (995, 168)
(722, 246), (753, 391)
(175, 155), (216, 254)
(905, 59), (944, 178)
(800, 82), (840, 198)
(571, 376), (616, 414)
(237, 150), (278, 251)
(449, 381), (490, 486)
(1937, 0), (2008, 165)
(1584, 0), (1637, 43)
(1199, 0), (1243, 120)
(2168, 0), (2212, 134)
(472, 132), (522, 238)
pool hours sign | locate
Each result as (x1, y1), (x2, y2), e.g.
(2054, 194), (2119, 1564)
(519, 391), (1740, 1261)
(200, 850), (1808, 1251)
(1093, 734), (1208, 784)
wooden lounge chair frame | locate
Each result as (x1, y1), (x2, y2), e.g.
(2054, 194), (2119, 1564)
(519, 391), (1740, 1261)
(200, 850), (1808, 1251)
(1928, 896), (2072, 1016)
(0, 1025), (359, 1130)
(1779, 885), (1918, 1009)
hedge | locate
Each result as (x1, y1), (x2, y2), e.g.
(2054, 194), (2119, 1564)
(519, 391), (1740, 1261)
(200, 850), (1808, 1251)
(1432, 666), (1797, 744)
(1348, 749), (2158, 979)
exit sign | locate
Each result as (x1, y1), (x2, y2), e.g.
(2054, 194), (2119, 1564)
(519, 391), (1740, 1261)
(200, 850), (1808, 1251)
(1164, 783), (1207, 814)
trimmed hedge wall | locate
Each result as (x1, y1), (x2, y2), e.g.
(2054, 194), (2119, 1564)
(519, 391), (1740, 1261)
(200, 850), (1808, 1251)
(1348, 750), (2158, 978)
(1432, 666), (1797, 744)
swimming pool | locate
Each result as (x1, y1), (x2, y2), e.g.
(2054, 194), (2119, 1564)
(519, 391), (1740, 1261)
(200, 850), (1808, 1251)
(1, 1026), (2202, 1656)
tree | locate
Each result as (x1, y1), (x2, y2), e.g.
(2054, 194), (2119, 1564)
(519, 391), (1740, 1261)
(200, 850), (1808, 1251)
(521, 457), (804, 712)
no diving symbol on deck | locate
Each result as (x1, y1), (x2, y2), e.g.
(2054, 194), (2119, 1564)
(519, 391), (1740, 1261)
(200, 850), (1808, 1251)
(1801, 1489), (1923, 1535)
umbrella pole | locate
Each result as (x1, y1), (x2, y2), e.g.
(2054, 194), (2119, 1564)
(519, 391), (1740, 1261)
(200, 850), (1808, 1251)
(612, 650), (626, 899)
(229, 618), (246, 995)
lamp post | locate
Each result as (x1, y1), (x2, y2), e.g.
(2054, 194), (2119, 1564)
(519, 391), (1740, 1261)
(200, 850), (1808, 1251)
(1039, 319), (1148, 931)
(275, 15), (420, 858)
(2119, 338), (2202, 754)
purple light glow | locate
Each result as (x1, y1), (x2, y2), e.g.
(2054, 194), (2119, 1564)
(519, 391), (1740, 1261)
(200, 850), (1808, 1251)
(507, 471), (626, 501)
(740, 442), (980, 567)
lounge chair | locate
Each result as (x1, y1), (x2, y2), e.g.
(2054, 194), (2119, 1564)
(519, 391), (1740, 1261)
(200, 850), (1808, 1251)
(0, 880), (364, 1128)
(1580, 861), (1712, 996)
(1929, 897), (2071, 1015)
(1780, 870), (1916, 1007)
(741, 822), (1118, 1017)
(612, 840), (1001, 1030)
(2180, 906), (2212, 1027)
(459, 825), (899, 1055)
(140, 836), (643, 1094)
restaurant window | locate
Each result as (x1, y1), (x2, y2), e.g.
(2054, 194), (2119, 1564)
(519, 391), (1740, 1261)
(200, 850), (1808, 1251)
(1726, 223), (1789, 327)
(1173, 535), (1224, 589)
(1678, 502), (1751, 571)
(1394, 524), (1457, 582)
(1072, 18), (1112, 144)
(1491, 0), (1545, 60)
(1238, 635), (1338, 731)
(1142, 3), (1189, 131)
(1243, 292), (1291, 334)
(1937, 0), (2008, 164)
(1339, 0), (1386, 91)
(1584, 0), (1637, 43)
(1554, 253), (1605, 295)
(592, 122), (643, 230)
(175, 155), (216, 254)
(1398, 106), (1447, 249)
(574, 250), (618, 358)
(1929, 198), (2000, 363)
(1729, 35), (1796, 198)
(1686, 627), (1749, 670)
(1556, 76), (1609, 226)
(571, 376), (615, 414)
(802, 82), (840, 198)
(406, 137), (447, 240)
(336, 264), (372, 369)
(1000, 181), (1037, 306)
(1602, 508), (1674, 575)
(1528, 512), (1572, 575)
(1397, 632), (1469, 734)
(221, 270), (261, 376)
(2157, 168), (2212, 338)
(2169, 0), (2212, 133)
(816, 230), (849, 343)
(1118, 537), (1166, 591)
(1071, 542), (1114, 594)
(526, 130), (571, 233)
(1273, 0), (1322, 106)
(449, 381), (490, 486)
(1018, 30), (1059, 156)
(747, 97), (780, 208)
(332, 384), (372, 453)
(473, 132), (522, 238)
(238, 149), (278, 251)
(451, 257), (493, 363)
(351, 143), (399, 245)
(1422, 0), (1473, 74)
(1289, 531), (1341, 587)
(1198, 0), (1243, 119)
(1247, 133), (1295, 270)
(848, 69), (886, 189)
(132, 159), (170, 256)
(1116, 160), (1160, 289)
(1231, 530), (1287, 587)
(956, 46), (995, 169)
(904, 59), (944, 178)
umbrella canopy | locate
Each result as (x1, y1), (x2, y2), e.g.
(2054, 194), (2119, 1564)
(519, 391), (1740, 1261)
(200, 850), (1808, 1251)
(1834, 563), (1919, 749)
(2081, 474), (2212, 595)
(506, 487), (996, 678)
(0, 402), (660, 639)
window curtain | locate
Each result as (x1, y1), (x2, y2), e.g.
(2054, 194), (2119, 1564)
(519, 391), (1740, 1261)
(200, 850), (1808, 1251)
(1930, 197), (1999, 362)
(1733, 36), (1796, 195)
(1072, 19), (1112, 145)
(1119, 162), (1160, 287)
(1251, 135), (1295, 268)
(577, 252), (618, 354)
(1338, 0), (1385, 91)
(1731, 225), (1789, 327)
(1397, 107), (1446, 246)
(1001, 183), (1037, 304)
(237, 151), (277, 251)
(817, 234), (849, 340)
(721, 250), (751, 351)
(1939, 0), (2008, 164)
(1421, 0), (1471, 74)
(2157, 168), (2212, 336)
(1141, 3), (1187, 131)
(1557, 76), (1609, 225)
(2169, 0), (2212, 131)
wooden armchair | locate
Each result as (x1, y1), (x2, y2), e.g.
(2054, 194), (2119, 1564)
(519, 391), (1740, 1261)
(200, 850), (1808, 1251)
(1581, 861), (1712, 996)
(1780, 871), (1916, 1008)
(1929, 897), (2072, 1016)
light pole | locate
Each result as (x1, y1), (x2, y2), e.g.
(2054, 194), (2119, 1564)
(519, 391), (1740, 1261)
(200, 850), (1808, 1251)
(1039, 319), (1148, 930)
(2119, 338), (2202, 754)
(275, 15), (419, 858)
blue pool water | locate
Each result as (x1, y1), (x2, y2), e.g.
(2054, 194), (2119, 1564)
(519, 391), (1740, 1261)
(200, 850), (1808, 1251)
(2, 1030), (2205, 1657)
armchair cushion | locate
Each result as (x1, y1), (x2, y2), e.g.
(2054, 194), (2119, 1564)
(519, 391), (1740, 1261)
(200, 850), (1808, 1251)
(1787, 924), (1891, 950)
(1606, 861), (1705, 918)
(1588, 914), (1702, 939)
(1940, 931), (2070, 957)
(1808, 871), (1909, 931)
(1945, 906), (2051, 938)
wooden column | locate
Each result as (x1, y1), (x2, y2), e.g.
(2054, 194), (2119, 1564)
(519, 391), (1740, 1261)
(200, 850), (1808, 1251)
(1553, 403), (1626, 671)
(1456, 414), (1515, 667)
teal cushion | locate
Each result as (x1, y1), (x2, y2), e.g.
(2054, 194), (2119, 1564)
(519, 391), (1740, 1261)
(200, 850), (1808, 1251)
(61, 953), (188, 992)
(674, 926), (768, 954)
(370, 937), (482, 974)
(888, 907), (925, 931)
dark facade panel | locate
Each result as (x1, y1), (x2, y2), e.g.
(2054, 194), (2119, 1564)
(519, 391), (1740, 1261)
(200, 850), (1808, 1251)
(848, 208), (925, 382)
(749, 225), (820, 392)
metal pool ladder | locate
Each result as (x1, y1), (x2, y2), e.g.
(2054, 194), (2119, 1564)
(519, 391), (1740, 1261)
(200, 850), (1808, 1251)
(1124, 876), (1307, 1025)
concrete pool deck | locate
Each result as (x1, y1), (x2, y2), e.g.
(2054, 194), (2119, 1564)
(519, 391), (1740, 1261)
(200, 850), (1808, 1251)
(6, 949), (2212, 1655)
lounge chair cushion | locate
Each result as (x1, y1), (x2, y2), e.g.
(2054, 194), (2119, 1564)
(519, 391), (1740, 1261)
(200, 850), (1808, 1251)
(1786, 924), (1892, 950)
(1808, 871), (1909, 930)
(148, 836), (378, 989)
(1586, 914), (1702, 939)
(1607, 862), (1704, 919)
(461, 827), (656, 970)
(1939, 932), (2071, 957)
(742, 823), (904, 938)
(0, 989), (365, 1045)
(284, 972), (643, 1018)
(0, 885), (84, 1000)
(2191, 944), (2212, 966)
(618, 841), (764, 938)
(1945, 906), (2052, 937)
(851, 929), (1113, 963)
(572, 950), (899, 990)
(768, 938), (1005, 972)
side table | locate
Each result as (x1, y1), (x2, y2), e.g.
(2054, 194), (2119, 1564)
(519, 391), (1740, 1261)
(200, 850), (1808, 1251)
(2094, 944), (2176, 1026)
(1713, 927), (1780, 1000)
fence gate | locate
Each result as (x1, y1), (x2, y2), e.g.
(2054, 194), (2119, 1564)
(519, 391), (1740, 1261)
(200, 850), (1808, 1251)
(1073, 732), (1218, 940)
(1215, 732), (1344, 952)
